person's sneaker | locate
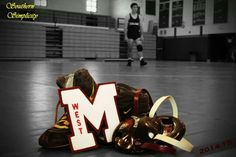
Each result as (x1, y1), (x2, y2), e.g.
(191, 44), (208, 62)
(127, 59), (132, 66)
(140, 58), (147, 66)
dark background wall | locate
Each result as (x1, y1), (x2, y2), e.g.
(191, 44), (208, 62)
(163, 36), (209, 61)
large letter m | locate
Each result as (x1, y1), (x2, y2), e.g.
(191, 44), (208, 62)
(59, 83), (120, 152)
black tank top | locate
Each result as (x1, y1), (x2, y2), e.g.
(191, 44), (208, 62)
(127, 13), (141, 38)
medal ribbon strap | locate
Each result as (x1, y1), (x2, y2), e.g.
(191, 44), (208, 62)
(154, 134), (193, 152)
(149, 95), (178, 118)
(149, 95), (193, 152)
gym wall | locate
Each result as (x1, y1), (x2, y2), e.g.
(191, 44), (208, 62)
(153, 0), (236, 61)
(45, 0), (111, 16)
(157, 0), (236, 37)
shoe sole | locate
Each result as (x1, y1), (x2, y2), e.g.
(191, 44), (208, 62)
(46, 144), (70, 149)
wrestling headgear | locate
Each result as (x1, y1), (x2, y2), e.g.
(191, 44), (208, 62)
(112, 96), (193, 154)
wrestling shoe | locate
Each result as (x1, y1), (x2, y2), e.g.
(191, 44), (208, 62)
(39, 68), (97, 149)
(140, 59), (147, 66)
(38, 112), (71, 148)
(127, 59), (132, 66)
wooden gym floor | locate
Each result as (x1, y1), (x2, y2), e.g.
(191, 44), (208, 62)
(0, 60), (236, 157)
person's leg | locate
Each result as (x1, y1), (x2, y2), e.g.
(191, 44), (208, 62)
(135, 39), (147, 66)
(127, 39), (134, 66)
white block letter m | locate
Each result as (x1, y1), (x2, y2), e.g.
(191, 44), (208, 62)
(59, 82), (120, 152)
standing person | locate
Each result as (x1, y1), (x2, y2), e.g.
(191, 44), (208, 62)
(227, 34), (236, 62)
(230, 34), (236, 62)
(124, 3), (147, 66)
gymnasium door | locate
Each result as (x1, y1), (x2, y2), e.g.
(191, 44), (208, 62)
(208, 34), (232, 62)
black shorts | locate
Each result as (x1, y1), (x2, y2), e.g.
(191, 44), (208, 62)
(127, 32), (141, 40)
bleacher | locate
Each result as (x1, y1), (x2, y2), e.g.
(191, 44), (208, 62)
(0, 8), (156, 60)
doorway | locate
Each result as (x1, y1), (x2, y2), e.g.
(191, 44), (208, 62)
(208, 33), (234, 62)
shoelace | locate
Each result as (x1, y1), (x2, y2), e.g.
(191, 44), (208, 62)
(54, 113), (70, 129)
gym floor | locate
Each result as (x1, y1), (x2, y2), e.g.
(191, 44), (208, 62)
(0, 60), (236, 157)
